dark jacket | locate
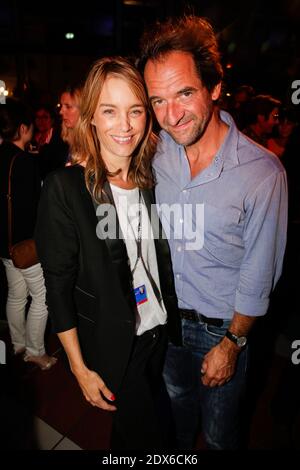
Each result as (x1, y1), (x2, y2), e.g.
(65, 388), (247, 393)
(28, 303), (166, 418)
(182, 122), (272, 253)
(35, 165), (182, 393)
(38, 130), (69, 180)
(0, 141), (41, 258)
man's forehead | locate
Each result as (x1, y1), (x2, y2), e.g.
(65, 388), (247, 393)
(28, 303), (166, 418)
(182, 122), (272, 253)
(144, 52), (202, 91)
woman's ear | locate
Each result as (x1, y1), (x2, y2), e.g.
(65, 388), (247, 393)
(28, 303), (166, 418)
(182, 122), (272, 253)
(19, 123), (26, 136)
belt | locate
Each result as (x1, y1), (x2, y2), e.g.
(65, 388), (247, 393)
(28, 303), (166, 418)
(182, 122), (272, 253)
(179, 309), (224, 327)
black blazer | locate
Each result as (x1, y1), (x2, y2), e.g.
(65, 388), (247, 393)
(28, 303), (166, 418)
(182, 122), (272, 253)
(35, 165), (182, 393)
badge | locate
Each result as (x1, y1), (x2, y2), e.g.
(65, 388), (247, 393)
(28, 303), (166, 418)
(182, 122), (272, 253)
(134, 284), (148, 306)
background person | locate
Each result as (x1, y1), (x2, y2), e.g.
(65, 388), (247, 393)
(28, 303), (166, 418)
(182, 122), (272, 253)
(0, 98), (57, 370)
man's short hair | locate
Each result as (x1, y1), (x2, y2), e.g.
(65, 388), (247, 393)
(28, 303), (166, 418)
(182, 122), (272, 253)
(247, 94), (281, 124)
(139, 15), (223, 92)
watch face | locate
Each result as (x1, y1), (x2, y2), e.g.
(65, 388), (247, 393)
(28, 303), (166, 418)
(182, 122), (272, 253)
(237, 336), (247, 347)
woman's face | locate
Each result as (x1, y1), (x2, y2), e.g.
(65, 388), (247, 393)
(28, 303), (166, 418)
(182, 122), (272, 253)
(92, 76), (147, 167)
(60, 92), (80, 129)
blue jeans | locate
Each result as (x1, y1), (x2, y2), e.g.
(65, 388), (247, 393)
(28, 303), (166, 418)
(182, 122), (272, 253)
(163, 318), (248, 450)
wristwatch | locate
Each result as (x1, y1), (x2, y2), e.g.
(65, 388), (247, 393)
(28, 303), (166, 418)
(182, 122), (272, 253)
(225, 330), (247, 348)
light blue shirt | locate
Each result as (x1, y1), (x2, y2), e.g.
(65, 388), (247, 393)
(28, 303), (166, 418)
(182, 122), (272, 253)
(153, 111), (288, 319)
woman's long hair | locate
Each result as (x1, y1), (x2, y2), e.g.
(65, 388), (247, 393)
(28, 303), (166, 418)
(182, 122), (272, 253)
(71, 56), (157, 203)
(60, 85), (82, 145)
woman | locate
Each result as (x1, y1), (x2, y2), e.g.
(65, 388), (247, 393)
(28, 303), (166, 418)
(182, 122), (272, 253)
(35, 57), (181, 450)
(37, 85), (82, 179)
(0, 99), (57, 370)
(59, 84), (82, 147)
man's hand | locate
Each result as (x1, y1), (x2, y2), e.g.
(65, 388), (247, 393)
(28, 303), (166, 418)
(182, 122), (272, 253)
(201, 337), (240, 387)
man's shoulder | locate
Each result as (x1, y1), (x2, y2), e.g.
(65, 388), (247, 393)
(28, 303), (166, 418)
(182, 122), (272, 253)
(238, 131), (285, 176)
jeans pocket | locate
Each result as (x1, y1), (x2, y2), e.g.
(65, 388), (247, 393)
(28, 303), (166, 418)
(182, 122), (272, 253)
(204, 323), (226, 338)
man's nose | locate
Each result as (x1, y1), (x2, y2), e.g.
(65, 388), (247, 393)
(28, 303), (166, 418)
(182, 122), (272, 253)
(165, 102), (184, 126)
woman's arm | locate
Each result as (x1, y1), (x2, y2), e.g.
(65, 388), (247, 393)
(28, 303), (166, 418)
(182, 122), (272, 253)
(58, 328), (116, 411)
(35, 171), (116, 410)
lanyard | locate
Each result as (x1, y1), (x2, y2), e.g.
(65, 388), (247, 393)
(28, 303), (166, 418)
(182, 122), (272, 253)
(131, 190), (162, 306)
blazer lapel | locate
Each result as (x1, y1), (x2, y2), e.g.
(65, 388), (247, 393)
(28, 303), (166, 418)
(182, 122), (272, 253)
(96, 181), (128, 263)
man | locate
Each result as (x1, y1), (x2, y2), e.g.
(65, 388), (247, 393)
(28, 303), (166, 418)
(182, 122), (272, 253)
(139, 15), (288, 450)
(243, 94), (281, 148)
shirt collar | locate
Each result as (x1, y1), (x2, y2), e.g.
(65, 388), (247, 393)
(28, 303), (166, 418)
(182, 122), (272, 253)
(218, 109), (240, 167)
(183, 110), (240, 188)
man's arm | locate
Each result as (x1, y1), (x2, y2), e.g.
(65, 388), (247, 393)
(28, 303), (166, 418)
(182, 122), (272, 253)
(202, 167), (288, 387)
(201, 312), (255, 387)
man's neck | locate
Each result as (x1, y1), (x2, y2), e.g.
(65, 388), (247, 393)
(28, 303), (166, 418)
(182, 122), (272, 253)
(185, 110), (229, 179)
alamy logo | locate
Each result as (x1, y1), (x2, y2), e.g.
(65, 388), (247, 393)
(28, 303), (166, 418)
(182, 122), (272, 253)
(291, 80), (300, 105)
(291, 339), (300, 365)
(0, 340), (6, 365)
(96, 201), (205, 251)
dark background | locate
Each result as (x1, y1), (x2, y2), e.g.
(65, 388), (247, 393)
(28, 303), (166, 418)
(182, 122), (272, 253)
(1, 0), (300, 106)
(1, 0), (300, 316)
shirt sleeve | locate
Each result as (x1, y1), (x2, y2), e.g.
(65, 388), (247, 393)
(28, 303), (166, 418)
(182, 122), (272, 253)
(34, 172), (80, 332)
(235, 169), (288, 316)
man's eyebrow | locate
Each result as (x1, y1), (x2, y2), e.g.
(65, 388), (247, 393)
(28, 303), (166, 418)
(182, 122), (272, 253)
(176, 86), (198, 95)
(149, 95), (162, 102)
(149, 87), (198, 102)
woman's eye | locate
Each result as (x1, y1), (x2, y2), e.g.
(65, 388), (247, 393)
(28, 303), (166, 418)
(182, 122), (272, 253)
(103, 109), (114, 115)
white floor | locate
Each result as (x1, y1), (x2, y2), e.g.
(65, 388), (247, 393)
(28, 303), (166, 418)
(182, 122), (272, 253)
(33, 417), (82, 450)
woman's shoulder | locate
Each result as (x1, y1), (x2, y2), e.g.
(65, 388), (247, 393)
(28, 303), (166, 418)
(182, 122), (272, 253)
(42, 165), (85, 198)
(45, 164), (84, 183)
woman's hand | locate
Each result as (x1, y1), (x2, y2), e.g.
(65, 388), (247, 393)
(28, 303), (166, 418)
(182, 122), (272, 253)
(57, 328), (117, 411)
(74, 366), (117, 411)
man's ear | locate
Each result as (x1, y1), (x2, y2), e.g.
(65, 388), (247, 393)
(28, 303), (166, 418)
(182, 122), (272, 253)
(211, 82), (222, 101)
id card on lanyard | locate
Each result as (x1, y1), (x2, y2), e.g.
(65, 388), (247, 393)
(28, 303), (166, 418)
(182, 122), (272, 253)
(131, 191), (162, 308)
(134, 284), (148, 306)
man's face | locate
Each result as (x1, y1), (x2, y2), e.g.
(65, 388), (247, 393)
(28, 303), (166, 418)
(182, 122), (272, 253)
(144, 51), (220, 147)
(260, 107), (280, 135)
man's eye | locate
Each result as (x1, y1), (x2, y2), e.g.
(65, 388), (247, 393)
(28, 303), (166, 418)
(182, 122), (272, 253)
(182, 91), (193, 98)
(152, 99), (164, 107)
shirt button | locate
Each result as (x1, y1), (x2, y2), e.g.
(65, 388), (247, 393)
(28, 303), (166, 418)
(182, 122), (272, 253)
(177, 246), (182, 252)
(179, 218), (184, 224)
(183, 190), (187, 194)
(176, 274), (180, 279)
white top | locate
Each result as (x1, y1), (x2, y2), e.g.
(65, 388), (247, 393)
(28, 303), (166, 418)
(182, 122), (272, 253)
(110, 183), (167, 335)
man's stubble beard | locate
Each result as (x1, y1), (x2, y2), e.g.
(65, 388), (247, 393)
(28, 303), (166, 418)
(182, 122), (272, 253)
(166, 105), (214, 147)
